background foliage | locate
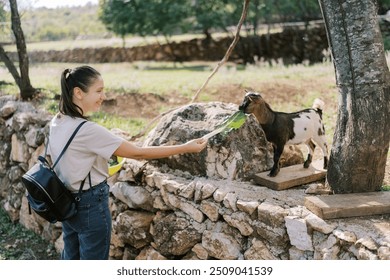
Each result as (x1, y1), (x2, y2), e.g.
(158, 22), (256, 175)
(0, 3), (108, 42)
(0, 0), (388, 44)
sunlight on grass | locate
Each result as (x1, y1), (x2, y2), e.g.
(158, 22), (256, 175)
(90, 112), (146, 134)
(0, 82), (19, 96)
(382, 185), (390, 191)
(101, 63), (210, 98)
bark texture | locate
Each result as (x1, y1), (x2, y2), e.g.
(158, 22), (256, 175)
(319, 0), (390, 193)
(9, 0), (35, 99)
(0, 45), (21, 86)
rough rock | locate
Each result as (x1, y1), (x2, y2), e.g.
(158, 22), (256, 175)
(111, 182), (154, 211)
(244, 238), (277, 260)
(285, 216), (313, 251)
(258, 202), (289, 226)
(144, 102), (273, 180)
(135, 246), (168, 260)
(333, 229), (357, 243)
(200, 200), (220, 222)
(202, 230), (242, 260)
(223, 212), (253, 236)
(191, 243), (209, 260)
(151, 213), (203, 256)
(305, 213), (336, 234)
(113, 210), (155, 249)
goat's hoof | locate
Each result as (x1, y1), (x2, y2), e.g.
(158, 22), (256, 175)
(268, 171), (278, 177)
(303, 162), (311, 169)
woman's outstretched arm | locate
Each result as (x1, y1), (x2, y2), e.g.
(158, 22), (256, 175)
(113, 138), (207, 160)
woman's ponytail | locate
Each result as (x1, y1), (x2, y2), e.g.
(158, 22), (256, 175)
(59, 66), (100, 119)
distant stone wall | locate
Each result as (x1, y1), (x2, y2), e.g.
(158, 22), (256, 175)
(8, 26), (329, 65)
(1, 96), (389, 260)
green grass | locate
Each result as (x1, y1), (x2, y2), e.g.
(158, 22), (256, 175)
(382, 185), (390, 191)
(90, 112), (146, 135)
(0, 208), (59, 260)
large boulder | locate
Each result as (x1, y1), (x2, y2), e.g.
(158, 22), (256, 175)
(144, 102), (275, 180)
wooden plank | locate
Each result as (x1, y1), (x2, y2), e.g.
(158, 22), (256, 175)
(304, 192), (390, 219)
(252, 160), (326, 190)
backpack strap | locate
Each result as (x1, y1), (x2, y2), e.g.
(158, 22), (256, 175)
(51, 120), (87, 169)
(75, 172), (91, 201)
(45, 120), (91, 198)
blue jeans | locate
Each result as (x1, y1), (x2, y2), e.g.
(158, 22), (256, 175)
(61, 182), (111, 260)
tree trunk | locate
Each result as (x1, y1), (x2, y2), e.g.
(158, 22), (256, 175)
(319, 0), (390, 193)
(9, 0), (36, 100)
(0, 45), (21, 87)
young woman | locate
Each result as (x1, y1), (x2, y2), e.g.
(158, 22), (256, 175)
(48, 65), (207, 260)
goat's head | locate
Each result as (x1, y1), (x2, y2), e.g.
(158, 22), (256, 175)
(239, 91), (264, 114)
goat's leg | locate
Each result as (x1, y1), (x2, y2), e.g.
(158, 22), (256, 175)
(313, 136), (328, 169)
(303, 140), (316, 168)
(321, 142), (329, 169)
(269, 145), (284, 177)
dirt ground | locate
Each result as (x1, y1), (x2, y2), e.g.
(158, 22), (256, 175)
(100, 82), (390, 186)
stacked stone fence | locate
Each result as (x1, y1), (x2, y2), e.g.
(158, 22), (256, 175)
(5, 18), (390, 66)
(0, 96), (389, 260)
(7, 26), (329, 65)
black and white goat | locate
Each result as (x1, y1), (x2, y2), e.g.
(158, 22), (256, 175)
(239, 91), (328, 177)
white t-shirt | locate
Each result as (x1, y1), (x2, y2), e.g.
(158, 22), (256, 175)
(48, 113), (124, 192)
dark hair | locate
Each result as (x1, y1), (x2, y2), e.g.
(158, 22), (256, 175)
(60, 65), (101, 118)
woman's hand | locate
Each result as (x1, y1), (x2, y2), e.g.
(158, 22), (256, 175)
(184, 138), (208, 153)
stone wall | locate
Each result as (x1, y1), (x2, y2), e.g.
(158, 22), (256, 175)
(0, 96), (389, 260)
(8, 26), (329, 65)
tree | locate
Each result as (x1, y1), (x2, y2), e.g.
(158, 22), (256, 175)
(192, 0), (233, 39)
(319, 0), (390, 193)
(98, 0), (390, 40)
(377, 0), (390, 14)
(0, 0), (36, 100)
(99, 0), (146, 46)
(99, 0), (192, 44)
(100, 0), (194, 61)
(99, 0), (240, 40)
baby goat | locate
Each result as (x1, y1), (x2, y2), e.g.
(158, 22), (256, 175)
(239, 91), (328, 177)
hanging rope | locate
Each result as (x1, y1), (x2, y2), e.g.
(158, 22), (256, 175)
(130, 0), (251, 141)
